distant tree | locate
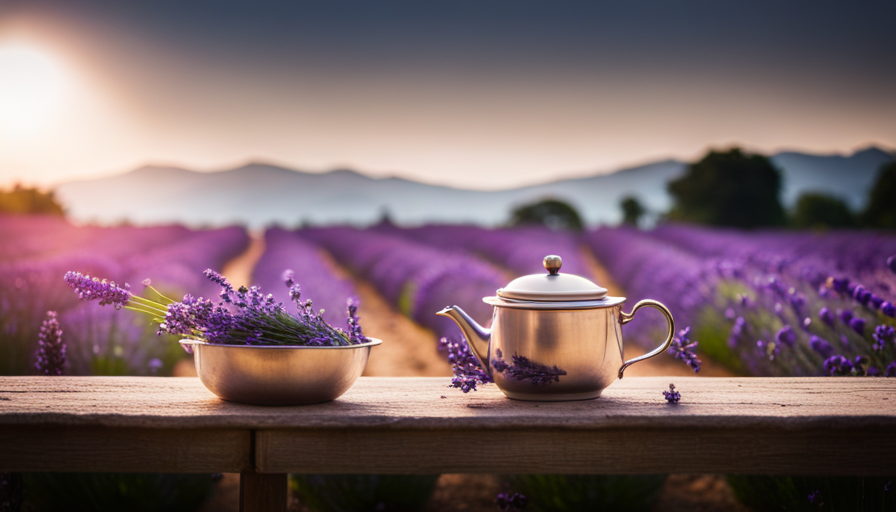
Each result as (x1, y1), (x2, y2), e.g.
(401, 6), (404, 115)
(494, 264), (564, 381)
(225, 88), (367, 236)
(667, 148), (786, 229)
(0, 184), (65, 216)
(509, 198), (584, 231)
(862, 161), (896, 229)
(619, 196), (646, 227)
(791, 192), (855, 229)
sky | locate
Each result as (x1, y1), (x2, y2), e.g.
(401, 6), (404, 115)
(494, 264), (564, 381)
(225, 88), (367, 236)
(0, 1), (894, 190)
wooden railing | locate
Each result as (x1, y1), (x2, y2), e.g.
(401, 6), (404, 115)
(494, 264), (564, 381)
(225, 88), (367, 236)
(1, 376), (894, 512)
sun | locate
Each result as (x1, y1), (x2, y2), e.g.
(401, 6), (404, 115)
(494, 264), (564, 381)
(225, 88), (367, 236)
(0, 44), (66, 135)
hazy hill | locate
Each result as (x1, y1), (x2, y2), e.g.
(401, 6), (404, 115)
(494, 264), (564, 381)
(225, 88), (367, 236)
(55, 147), (893, 228)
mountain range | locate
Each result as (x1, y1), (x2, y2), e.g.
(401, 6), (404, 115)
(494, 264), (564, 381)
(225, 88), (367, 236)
(55, 146), (894, 229)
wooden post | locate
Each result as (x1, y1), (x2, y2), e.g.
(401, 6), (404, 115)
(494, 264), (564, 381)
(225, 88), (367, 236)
(240, 468), (288, 512)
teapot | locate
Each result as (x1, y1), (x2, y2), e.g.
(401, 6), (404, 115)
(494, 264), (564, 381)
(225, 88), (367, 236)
(437, 255), (674, 401)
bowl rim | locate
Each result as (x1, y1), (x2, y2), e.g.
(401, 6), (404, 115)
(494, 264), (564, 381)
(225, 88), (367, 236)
(179, 337), (383, 349)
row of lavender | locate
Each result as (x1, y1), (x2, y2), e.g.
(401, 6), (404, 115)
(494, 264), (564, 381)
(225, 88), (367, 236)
(588, 225), (896, 376)
(0, 215), (249, 375)
(302, 226), (506, 338)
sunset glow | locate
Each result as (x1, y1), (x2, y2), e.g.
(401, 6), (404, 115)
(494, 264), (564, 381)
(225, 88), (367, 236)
(0, 43), (65, 135)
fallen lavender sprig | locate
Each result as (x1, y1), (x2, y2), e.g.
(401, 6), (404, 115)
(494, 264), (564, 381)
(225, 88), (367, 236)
(64, 269), (368, 346)
(34, 311), (66, 375)
(663, 383), (680, 403)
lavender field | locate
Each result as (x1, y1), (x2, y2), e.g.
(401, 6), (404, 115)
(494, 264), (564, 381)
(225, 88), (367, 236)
(3, 214), (895, 382)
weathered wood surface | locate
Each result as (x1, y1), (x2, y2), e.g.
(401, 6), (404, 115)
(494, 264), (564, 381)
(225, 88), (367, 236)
(1, 376), (893, 430)
(0, 426), (250, 473)
(1, 376), (894, 476)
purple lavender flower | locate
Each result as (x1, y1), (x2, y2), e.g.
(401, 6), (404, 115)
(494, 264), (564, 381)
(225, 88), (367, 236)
(870, 295), (884, 309)
(439, 336), (492, 393)
(64, 271), (131, 308)
(887, 255), (896, 274)
(882, 302), (896, 317)
(282, 269), (295, 288)
(495, 492), (528, 511)
(831, 277), (850, 294)
(818, 307), (835, 328)
(491, 349), (567, 385)
(839, 309), (853, 324)
(887, 362), (896, 377)
(809, 335), (833, 358)
(808, 490), (822, 506)
(667, 326), (701, 373)
(849, 317), (866, 336)
(34, 311), (66, 376)
(663, 383), (680, 403)
(872, 325), (896, 352)
(346, 297), (369, 344)
(853, 285), (872, 306)
(823, 355), (853, 376)
(775, 325), (796, 347)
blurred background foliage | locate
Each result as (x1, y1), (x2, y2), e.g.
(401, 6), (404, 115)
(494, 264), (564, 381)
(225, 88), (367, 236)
(0, 185), (64, 216)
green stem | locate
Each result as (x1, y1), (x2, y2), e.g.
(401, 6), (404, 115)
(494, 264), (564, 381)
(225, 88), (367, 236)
(129, 296), (169, 314)
(124, 306), (165, 320)
(145, 285), (177, 304)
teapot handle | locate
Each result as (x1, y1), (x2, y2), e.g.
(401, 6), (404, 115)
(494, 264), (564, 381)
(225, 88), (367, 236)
(617, 299), (675, 379)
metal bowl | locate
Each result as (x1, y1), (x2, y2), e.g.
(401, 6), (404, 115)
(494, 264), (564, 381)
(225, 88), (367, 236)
(179, 338), (382, 405)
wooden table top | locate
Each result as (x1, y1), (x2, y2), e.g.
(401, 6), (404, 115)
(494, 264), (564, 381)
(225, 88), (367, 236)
(2, 376), (893, 431)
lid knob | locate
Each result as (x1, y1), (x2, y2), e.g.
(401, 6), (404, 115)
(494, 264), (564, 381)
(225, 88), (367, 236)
(543, 255), (562, 276)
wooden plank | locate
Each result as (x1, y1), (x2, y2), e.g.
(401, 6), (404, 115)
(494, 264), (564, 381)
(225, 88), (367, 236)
(256, 426), (895, 476)
(2, 376), (894, 431)
(240, 469), (287, 512)
(0, 426), (250, 473)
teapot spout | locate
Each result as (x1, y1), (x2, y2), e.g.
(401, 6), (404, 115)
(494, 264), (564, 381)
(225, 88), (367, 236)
(436, 306), (491, 373)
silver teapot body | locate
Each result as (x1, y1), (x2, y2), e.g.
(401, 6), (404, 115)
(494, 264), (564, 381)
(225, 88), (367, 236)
(438, 297), (673, 402)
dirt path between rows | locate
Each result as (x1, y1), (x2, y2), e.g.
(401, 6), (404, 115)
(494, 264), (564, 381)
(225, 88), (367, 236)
(222, 231), (266, 288)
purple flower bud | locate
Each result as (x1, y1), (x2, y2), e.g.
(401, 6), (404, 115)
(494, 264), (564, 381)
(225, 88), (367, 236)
(887, 362), (896, 378)
(873, 325), (896, 351)
(824, 355), (853, 376)
(839, 309), (853, 324)
(888, 255), (896, 274)
(882, 302), (896, 317)
(35, 311), (66, 376)
(775, 325), (796, 347)
(853, 286), (871, 306)
(849, 317), (866, 335)
(831, 277), (850, 294)
(809, 335), (833, 358)
(870, 295), (884, 309)
(819, 307), (835, 328)
(64, 271), (131, 308)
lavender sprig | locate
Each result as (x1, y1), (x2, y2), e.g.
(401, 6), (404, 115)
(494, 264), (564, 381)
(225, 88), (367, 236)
(65, 268), (367, 347)
(35, 311), (66, 376)
(667, 326), (702, 373)
(663, 383), (680, 403)
(439, 336), (492, 393)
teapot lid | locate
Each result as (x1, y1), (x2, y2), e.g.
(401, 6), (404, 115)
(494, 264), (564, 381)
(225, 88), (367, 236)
(496, 255), (608, 302)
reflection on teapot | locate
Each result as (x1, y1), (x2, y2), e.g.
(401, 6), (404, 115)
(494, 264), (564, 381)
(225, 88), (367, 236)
(437, 255), (674, 401)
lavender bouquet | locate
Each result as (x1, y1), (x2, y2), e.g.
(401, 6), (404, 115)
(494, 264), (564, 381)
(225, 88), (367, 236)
(63, 268), (368, 347)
